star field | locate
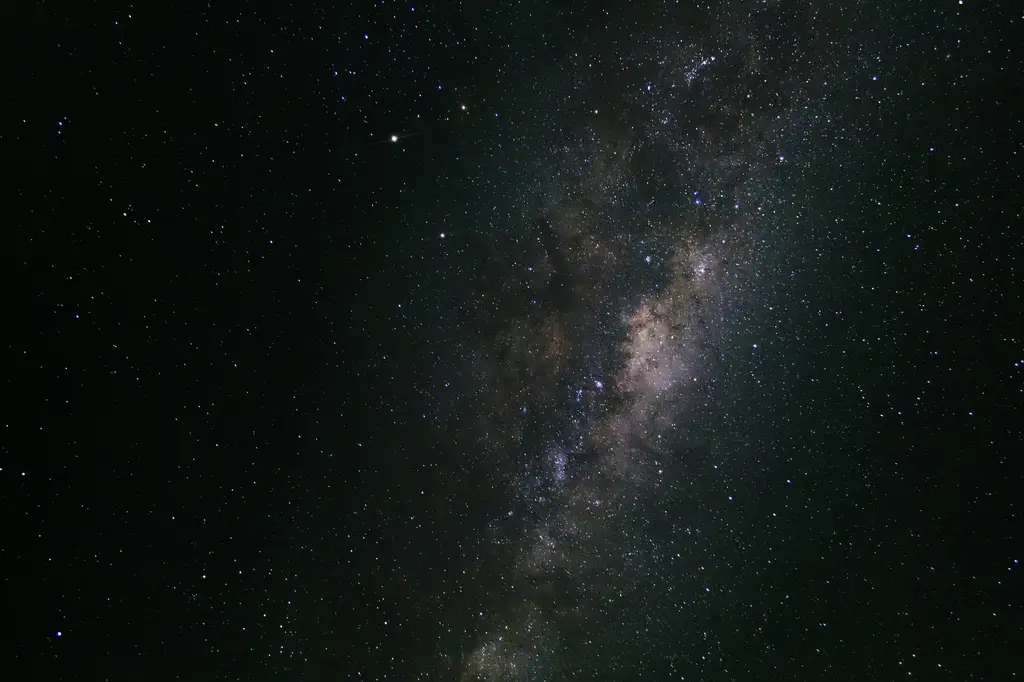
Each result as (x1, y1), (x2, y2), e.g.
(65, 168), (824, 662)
(7, 1), (1021, 680)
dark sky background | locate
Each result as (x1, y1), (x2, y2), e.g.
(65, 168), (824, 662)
(8, 1), (1021, 680)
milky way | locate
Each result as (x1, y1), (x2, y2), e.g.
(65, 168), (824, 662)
(14, 0), (1016, 678)
(429, 5), (840, 678)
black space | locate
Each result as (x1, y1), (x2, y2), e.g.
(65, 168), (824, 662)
(7, 1), (1022, 680)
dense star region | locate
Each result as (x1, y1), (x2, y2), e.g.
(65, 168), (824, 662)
(9, 0), (1020, 680)
(431, 8), (834, 678)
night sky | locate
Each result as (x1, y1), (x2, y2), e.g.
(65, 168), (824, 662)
(9, 1), (1022, 680)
